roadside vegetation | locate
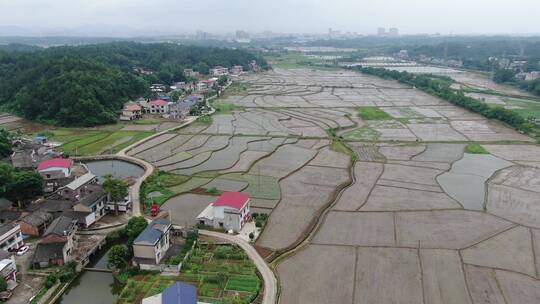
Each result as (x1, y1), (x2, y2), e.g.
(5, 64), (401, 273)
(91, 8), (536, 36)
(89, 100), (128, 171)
(139, 171), (191, 209)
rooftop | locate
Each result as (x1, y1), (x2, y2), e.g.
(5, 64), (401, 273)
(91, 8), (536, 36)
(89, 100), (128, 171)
(37, 158), (73, 171)
(162, 282), (197, 304)
(77, 184), (105, 207)
(21, 211), (53, 226)
(33, 242), (65, 263)
(212, 192), (249, 210)
(0, 222), (19, 237)
(44, 216), (76, 237)
(64, 173), (96, 191)
(149, 99), (168, 106)
(134, 218), (171, 246)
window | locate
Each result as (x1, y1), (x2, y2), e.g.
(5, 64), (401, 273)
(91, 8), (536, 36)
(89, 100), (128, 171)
(46, 174), (51, 178)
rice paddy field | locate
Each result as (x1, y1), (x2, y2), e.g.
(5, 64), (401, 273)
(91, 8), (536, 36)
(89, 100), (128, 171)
(126, 67), (540, 304)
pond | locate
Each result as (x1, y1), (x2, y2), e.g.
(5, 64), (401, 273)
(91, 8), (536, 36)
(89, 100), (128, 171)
(56, 247), (121, 304)
(84, 159), (144, 183)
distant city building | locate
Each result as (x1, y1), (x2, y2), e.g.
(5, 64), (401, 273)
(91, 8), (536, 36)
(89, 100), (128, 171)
(389, 28), (399, 36)
(377, 27), (386, 36)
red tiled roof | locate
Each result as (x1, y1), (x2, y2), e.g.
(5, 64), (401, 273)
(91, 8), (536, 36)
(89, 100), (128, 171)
(149, 99), (168, 106)
(125, 104), (141, 111)
(212, 192), (249, 210)
(38, 158), (73, 171)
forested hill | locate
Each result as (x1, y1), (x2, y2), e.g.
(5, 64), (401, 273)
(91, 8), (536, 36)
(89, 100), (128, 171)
(0, 42), (267, 126)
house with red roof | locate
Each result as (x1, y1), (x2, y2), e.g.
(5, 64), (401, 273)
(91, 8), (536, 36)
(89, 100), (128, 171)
(196, 192), (251, 232)
(120, 102), (142, 121)
(148, 99), (170, 114)
(37, 158), (74, 192)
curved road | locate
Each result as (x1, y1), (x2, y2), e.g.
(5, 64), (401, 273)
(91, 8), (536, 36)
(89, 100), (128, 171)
(199, 230), (277, 304)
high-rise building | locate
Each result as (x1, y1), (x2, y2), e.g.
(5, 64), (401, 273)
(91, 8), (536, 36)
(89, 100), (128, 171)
(377, 27), (386, 36)
(389, 28), (399, 36)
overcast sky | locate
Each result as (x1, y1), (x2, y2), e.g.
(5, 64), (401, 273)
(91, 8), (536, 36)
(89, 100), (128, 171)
(1, 0), (540, 36)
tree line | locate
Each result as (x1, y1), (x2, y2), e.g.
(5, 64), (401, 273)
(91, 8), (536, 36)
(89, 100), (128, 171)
(355, 67), (534, 133)
(0, 42), (267, 126)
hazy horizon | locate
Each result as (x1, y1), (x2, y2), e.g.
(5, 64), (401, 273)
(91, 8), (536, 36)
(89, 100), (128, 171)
(1, 0), (540, 37)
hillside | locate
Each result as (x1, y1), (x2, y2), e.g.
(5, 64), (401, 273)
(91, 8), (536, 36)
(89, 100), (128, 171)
(0, 42), (267, 126)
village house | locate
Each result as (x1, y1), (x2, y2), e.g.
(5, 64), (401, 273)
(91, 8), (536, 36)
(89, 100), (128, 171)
(18, 211), (53, 236)
(120, 102), (143, 121)
(72, 184), (107, 223)
(230, 65), (243, 75)
(133, 218), (171, 268)
(56, 172), (98, 201)
(61, 211), (95, 229)
(210, 66), (229, 77)
(196, 192), (251, 232)
(0, 222), (24, 252)
(38, 158), (74, 192)
(150, 84), (166, 93)
(32, 216), (77, 268)
(10, 139), (54, 169)
(142, 281), (197, 304)
(54, 173), (106, 225)
(27, 199), (74, 219)
(148, 99), (170, 114)
(0, 211), (22, 225)
(183, 69), (199, 78)
(0, 250), (17, 288)
(105, 195), (132, 213)
(169, 95), (203, 120)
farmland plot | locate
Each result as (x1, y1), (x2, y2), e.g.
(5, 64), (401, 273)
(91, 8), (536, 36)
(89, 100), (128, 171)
(131, 67), (540, 304)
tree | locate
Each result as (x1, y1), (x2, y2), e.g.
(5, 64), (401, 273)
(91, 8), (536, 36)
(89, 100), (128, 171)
(0, 277), (7, 292)
(108, 244), (130, 270)
(6, 170), (43, 208)
(218, 75), (229, 86)
(0, 162), (13, 194)
(103, 175), (128, 215)
(0, 129), (11, 158)
(493, 69), (516, 83)
(125, 216), (148, 246)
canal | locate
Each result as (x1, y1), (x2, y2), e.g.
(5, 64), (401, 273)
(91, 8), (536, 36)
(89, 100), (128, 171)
(56, 246), (122, 304)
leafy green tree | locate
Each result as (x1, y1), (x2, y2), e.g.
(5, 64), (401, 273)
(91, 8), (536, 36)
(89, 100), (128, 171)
(125, 216), (148, 246)
(0, 129), (11, 157)
(6, 169), (43, 208)
(218, 75), (229, 86)
(0, 162), (13, 194)
(103, 175), (128, 215)
(493, 69), (516, 83)
(108, 244), (130, 270)
(0, 277), (7, 292)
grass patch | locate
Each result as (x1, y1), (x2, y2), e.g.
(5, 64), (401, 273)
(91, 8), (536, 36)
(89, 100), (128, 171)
(342, 127), (381, 141)
(211, 101), (241, 115)
(465, 143), (489, 154)
(357, 107), (393, 120)
(133, 118), (161, 125)
(331, 140), (357, 160)
(141, 171), (192, 208)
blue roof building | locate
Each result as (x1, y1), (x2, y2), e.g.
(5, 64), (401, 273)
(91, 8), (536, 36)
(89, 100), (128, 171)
(142, 282), (198, 304)
(133, 218), (172, 266)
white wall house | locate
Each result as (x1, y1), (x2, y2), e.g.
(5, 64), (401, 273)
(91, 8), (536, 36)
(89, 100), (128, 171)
(197, 192), (250, 232)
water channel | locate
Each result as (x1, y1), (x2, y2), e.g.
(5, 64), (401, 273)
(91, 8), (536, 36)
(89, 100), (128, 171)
(56, 247), (121, 304)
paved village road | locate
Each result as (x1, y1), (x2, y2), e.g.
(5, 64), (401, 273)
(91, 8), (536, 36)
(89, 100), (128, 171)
(199, 230), (278, 304)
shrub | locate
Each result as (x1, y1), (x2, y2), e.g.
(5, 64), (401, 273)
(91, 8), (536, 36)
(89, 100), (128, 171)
(44, 273), (58, 288)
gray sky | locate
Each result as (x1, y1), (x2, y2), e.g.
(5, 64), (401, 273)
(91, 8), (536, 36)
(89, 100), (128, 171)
(1, 0), (540, 35)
